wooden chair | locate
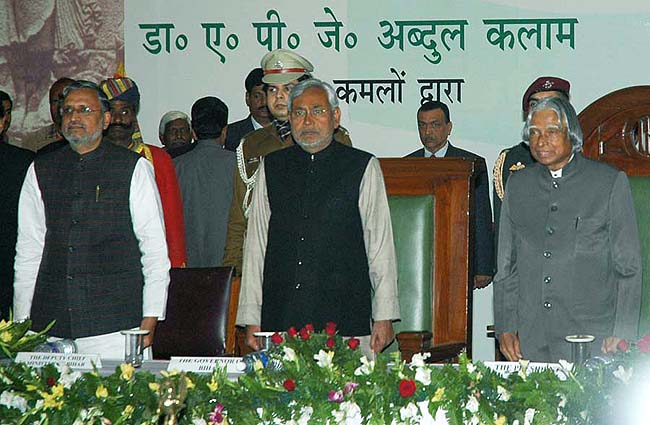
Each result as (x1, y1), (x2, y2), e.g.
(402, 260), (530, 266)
(380, 158), (478, 362)
(152, 266), (240, 359)
(578, 86), (650, 337)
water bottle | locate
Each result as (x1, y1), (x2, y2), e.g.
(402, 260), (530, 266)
(34, 339), (77, 354)
(237, 350), (283, 373)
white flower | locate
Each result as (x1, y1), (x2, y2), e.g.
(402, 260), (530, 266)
(192, 419), (207, 425)
(613, 365), (633, 384)
(524, 408), (536, 425)
(415, 367), (431, 385)
(283, 346), (297, 363)
(518, 359), (530, 380)
(332, 401), (363, 425)
(314, 350), (335, 369)
(497, 385), (511, 401)
(410, 352), (431, 367)
(354, 356), (375, 376)
(558, 359), (574, 373)
(0, 371), (13, 385)
(466, 363), (476, 374)
(257, 407), (264, 418)
(58, 369), (82, 389)
(0, 390), (27, 413)
(297, 406), (313, 425)
(558, 393), (567, 408)
(465, 395), (479, 413)
(399, 402), (419, 420)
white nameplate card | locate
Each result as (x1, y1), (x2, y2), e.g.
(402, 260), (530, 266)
(168, 356), (243, 374)
(483, 361), (568, 380)
(15, 352), (102, 370)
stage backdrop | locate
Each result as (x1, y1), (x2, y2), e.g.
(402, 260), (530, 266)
(125, 0), (650, 360)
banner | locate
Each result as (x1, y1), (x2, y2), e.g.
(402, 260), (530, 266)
(132, 0), (650, 360)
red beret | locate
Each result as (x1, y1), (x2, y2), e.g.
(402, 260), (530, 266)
(522, 76), (570, 115)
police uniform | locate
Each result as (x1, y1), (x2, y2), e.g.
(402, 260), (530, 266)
(492, 141), (535, 236)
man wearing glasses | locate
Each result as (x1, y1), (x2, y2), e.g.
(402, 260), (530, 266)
(406, 100), (494, 289)
(237, 79), (399, 356)
(13, 80), (170, 359)
(494, 96), (641, 362)
(222, 49), (352, 276)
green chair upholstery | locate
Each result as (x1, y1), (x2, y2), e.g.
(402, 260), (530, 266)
(629, 177), (650, 337)
(388, 195), (434, 334)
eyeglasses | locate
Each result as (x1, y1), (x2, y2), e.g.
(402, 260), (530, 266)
(291, 107), (329, 120)
(62, 105), (101, 117)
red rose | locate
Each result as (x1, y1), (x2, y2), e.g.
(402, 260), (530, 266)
(271, 332), (284, 344)
(305, 323), (315, 332)
(326, 337), (336, 349)
(399, 379), (417, 398)
(46, 377), (56, 387)
(299, 327), (311, 340)
(325, 322), (337, 336)
(617, 339), (630, 352)
(287, 326), (298, 337)
(347, 337), (360, 350)
(637, 335), (650, 353)
(283, 378), (296, 392)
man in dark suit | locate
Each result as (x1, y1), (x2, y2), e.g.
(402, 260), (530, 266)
(0, 105), (34, 319)
(405, 100), (494, 288)
(224, 68), (272, 151)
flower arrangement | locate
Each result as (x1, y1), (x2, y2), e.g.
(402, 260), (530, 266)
(0, 323), (647, 424)
(0, 315), (54, 359)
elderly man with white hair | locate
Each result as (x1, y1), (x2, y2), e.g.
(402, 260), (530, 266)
(494, 96), (642, 363)
(158, 110), (193, 157)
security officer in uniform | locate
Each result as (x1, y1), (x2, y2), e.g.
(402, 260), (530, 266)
(222, 49), (352, 274)
(492, 76), (571, 240)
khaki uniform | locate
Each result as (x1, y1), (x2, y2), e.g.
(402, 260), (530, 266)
(222, 124), (352, 274)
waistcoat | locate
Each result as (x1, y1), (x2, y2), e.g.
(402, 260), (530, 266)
(31, 142), (144, 338)
(262, 142), (372, 336)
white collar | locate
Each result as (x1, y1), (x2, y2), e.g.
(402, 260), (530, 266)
(549, 153), (575, 178)
(424, 141), (449, 158)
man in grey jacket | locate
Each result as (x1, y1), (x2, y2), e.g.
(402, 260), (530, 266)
(494, 96), (641, 362)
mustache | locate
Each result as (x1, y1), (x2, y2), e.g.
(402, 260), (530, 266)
(108, 123), (132, 130)
(65, 123), (86, 131)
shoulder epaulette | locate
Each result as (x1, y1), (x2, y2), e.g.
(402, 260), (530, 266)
(493, 149), (509, 200)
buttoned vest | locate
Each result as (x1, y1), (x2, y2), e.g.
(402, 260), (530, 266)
(262, 142), (372, 336)
(31, 142), (144, 338)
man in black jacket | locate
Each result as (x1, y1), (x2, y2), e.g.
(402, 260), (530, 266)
(405, 100), (494, 288)
(224, 68), (272, 151)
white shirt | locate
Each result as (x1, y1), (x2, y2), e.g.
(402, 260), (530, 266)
(251, 116), (264, 131)
(236, 156), (400, 326)
(549, 153), (575, 178)
(424, 141), (449, 158)
(13, 157), (171, 321)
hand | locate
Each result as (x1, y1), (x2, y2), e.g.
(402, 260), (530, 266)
(246, 325), (261, 350)
(370, 320), (395, 353)
(473, 275), (493, 289)
(498, 332), (523, 361)
(140, 317), (158, 348)
(601, 336), (622, 354)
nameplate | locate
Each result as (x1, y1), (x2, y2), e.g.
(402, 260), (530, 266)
(483, 361), (567, 380)
(15, 352), (102, 370)
(167, 356), (242, 374)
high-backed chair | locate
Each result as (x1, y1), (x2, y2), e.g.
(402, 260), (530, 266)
(577, 86), (650, 338)
(153, 266), (239, 359)
(380, 158), (478, 362)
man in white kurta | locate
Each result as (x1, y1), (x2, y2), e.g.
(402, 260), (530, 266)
(237, 79), (399, 354)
